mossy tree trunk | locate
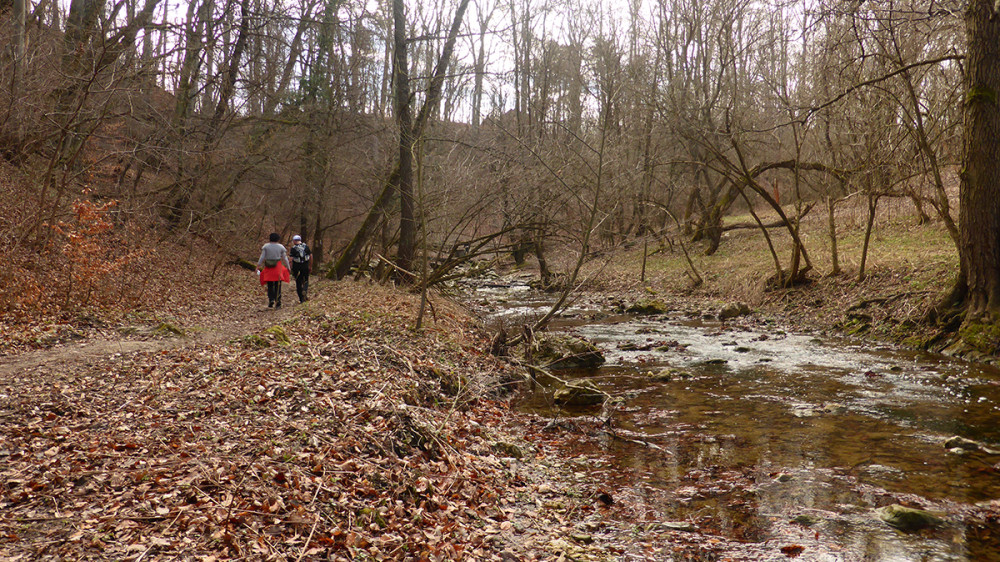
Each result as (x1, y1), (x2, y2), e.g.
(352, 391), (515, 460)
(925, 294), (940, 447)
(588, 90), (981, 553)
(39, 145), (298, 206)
(940, 0), (1000, 353)
(954, 0), (1000, 319)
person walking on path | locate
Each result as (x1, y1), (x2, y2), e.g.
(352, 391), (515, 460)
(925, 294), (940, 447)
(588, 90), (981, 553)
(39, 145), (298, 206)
(289, 234), (312, 303)
(256, 233), (291, 308)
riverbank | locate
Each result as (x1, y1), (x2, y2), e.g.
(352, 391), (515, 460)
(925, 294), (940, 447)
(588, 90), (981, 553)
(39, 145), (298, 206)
(585, 213), (965, 358)
(500, 262), (1000, 562)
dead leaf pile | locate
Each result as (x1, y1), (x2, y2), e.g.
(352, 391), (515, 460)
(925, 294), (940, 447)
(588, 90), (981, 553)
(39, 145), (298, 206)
(0, 280), (639, 560)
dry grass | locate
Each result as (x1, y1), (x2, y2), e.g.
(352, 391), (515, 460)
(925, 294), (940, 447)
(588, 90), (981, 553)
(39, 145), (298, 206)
(589, 197), (960, 345)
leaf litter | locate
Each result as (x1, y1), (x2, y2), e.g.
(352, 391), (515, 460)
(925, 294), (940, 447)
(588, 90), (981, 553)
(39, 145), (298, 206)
(2, 276), (783, 560)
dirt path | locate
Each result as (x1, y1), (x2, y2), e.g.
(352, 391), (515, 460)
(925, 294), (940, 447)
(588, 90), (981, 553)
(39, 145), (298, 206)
(0, 296), (300, 378)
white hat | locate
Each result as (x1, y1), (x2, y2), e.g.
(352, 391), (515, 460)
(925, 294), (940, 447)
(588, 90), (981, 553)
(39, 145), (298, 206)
(292, 235), (302, 241)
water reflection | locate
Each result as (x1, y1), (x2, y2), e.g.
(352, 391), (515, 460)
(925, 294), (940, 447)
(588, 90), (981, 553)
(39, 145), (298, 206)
(511, 308), (1000, 560)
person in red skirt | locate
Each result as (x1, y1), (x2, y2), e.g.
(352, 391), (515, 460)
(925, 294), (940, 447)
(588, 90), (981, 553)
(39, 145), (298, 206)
(255, 233), (291, 308)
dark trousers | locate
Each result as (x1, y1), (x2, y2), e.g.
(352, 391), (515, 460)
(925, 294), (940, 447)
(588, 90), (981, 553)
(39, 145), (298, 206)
(292, 266), (309, 302)
(266, 281), (282, 306)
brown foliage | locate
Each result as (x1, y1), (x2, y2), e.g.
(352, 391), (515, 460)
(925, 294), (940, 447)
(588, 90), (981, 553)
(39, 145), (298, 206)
(47, 198), (154, 310)
(0, 282), (532, 560)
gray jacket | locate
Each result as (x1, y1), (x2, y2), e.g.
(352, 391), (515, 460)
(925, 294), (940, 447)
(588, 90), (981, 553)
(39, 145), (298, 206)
(257, 242), (290, 270)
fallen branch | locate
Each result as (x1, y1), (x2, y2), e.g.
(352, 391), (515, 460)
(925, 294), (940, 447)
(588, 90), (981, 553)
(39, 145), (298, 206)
(598, 429), (669, 452)
(846, 291), (934, 313)
(722, 219), (789, 232)
(723, 202), (815, 232)
(512, 359), (614, 402)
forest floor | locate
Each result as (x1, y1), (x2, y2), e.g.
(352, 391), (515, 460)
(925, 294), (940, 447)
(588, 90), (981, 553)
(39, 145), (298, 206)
(1, 265), (775, 561)
(1, 203), (988, 561)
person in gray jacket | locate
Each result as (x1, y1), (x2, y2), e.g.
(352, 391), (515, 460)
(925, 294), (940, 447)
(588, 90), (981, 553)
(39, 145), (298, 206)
(256, 233), (291, 308)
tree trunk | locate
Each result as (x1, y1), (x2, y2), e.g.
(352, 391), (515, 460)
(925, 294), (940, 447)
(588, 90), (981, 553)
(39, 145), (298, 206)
(471, 9), (490, 127)
(954, 0), (1000, 319)
(534, 226), (549, 285)
(262, 1), (315, 115)
(702, 212), (723, 256)
(393, 0), (416, 274)
(331, 171), (399, 280)
(858, 194), (878, 282)
(172, 0), (207, 128)
(199, 0), (215, 114)
(566, 43), (583, 136)
(311, 213), (324, 271)
(827, 196), (840, 276)
(12, 0), (25, 82)
(63, 0), (104, 73)
(330, 0), (470, 280)
(682, 186), (697, 235)
(701, 181), (738, 256)
(208, 0), (250, 134)
(737, 188), (782, 283)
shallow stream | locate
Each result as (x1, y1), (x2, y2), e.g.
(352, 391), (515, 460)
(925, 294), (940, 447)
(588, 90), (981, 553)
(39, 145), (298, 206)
(472, 279), (1000, 560)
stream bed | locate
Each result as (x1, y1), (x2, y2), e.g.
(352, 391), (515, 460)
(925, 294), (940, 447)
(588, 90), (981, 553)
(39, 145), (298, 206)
(472, 279), (1000, 560)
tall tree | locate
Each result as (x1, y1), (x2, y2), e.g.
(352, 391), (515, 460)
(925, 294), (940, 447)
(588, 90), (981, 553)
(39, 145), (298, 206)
(208, 0), (251, 132)
(942, 0), (1000, 333)
(10, 0), (25, 91)
(393, 0), (416, 273)
(331, 0), (471, 280)
(468, 0), (496, 127)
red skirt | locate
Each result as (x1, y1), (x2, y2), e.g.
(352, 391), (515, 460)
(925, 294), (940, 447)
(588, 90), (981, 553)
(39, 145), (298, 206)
(259, 264), (290, 285)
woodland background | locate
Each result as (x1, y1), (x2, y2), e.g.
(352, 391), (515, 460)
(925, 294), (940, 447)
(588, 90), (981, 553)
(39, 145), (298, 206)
(0, 0), (968, 315)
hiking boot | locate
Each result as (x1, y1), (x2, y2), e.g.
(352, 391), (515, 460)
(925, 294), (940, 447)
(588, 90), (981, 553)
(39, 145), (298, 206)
(268, 301), (274, 308)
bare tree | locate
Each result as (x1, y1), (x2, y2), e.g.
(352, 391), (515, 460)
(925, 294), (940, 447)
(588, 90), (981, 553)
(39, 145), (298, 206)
(331, 0), (472, 280)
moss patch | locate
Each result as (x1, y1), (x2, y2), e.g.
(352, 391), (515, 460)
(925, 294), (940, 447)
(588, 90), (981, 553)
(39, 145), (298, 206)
(625, 299), (671, 315)
(958, 320), (1000, 356)
(235, 334), (270, 348)
(877, 504), (943, 532)
(967, 85), (998, 106)
(529, 333), (605, 369)
(840, 316), (871, 336)
(263, 325), (291, 346)
(901, 335), (931, 350)
(153, 321), (185, 337)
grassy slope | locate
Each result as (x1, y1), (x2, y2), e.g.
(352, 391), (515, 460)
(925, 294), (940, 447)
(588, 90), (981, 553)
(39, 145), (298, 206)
(591, 206), (960, 349)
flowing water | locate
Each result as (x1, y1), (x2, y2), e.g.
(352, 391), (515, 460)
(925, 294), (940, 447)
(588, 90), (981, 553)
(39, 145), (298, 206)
(472, 279), (1000, 560)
